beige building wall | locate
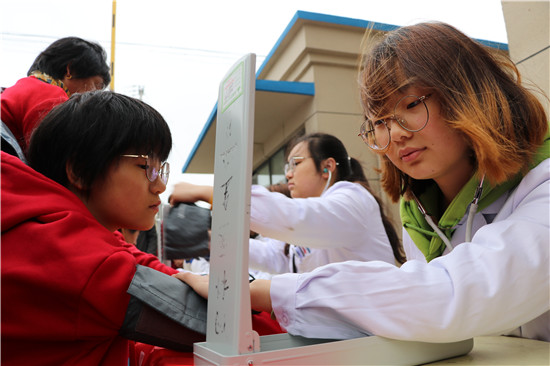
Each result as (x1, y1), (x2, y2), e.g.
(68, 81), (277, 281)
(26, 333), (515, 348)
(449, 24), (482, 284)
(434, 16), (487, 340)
(501, 0), (550, 115)
(256, 20), (395, 215)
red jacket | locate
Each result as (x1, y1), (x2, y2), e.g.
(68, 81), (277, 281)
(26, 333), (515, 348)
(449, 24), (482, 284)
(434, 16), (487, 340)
(1, 76), (68, 152)
(1, 152), (176, 365)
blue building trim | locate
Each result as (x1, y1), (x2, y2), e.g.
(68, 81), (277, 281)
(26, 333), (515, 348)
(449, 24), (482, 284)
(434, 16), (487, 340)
(476, 39), (508, 51)
(182, 101), (218, 173)
(255, 79), (314, 95)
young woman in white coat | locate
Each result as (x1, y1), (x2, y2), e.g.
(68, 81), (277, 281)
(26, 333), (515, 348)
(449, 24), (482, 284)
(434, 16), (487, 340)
(177, 22), (549, 343)
(170, 132), (405, 273)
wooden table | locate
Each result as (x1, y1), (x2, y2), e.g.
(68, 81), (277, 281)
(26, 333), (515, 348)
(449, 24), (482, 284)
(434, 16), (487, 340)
(426, 336), (550, 365)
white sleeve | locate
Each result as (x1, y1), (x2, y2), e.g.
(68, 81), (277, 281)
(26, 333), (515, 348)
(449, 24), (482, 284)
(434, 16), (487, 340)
(402, 228), (426, 262)
(270, 160), (550, 342)
(249, 183), (387, 251)
(248, 237), (289, 274)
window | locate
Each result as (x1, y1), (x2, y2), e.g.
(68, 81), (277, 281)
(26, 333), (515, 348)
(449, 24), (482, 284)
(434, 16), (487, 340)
(252, 146), (287, 186)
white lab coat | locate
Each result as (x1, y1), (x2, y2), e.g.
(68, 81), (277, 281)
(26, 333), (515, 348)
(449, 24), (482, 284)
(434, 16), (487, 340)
(270, 158), (550, 342)
(249, 181), (396, 273)
(248, 236), (289, 274)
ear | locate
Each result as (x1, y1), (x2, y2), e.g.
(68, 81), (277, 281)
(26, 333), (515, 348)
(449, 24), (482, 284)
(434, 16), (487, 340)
(66, 162), (84, 190)
(322, 157), (337, 177)
(65, 65), (72, 79)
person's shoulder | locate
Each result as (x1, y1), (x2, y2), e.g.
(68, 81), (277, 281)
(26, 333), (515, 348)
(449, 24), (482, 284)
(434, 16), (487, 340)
(329, 180), (372, 196)
(6, 76), (44, 90)
(328, 180), (358, 191)
(65, 222), (137, 270)
(532, 157), (550, 172)
(326, 181), (377, 203)
(2, 76), (67, 100)
(500, 158), (550, 213)
(518, 158), (549, 190)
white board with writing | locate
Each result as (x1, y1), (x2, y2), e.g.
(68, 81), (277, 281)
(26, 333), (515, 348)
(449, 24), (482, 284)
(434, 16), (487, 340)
(202, 53), (258, 355)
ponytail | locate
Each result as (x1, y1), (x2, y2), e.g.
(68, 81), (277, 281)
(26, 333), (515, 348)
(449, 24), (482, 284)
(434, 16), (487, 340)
(346, 158), (405, 264)
(289, 133), (406, 264)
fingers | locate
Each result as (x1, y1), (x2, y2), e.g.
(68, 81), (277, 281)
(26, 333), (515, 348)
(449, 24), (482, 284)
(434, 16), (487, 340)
(172, 271), (187, 281)
(172, 271), (210, 298)
(172, 271), (200, 283)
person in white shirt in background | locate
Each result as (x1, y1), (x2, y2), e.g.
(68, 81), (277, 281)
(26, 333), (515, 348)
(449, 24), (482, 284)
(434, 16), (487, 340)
(170, 132), (405, 275)
(176, 22), (550, 343)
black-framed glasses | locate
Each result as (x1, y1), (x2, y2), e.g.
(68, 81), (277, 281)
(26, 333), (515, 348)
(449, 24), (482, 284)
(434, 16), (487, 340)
(121, 154), (170, 184)
(284, 156), (310, 175)
(358, 94), (431, 151)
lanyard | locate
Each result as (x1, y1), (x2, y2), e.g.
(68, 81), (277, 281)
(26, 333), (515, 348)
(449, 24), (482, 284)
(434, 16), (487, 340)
(413, 175), (485, 252)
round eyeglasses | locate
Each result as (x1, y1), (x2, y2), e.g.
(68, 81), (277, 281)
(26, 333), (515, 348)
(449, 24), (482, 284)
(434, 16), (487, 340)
(358, 94), (430, 151)
(284, 157), (309, 175)
(121, 154), (170, 184)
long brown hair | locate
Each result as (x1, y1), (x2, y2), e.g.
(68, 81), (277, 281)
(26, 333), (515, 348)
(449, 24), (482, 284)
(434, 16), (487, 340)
(288, 133), (405, 264)
(359, 22), (548, 202)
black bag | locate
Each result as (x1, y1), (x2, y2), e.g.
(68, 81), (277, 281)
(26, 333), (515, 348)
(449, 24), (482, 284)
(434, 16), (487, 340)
(163, 203), (211, 260)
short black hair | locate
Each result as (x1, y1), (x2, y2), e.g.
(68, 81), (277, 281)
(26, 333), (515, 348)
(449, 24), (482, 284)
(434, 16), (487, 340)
(28, 91), (172, 196)
(27, 36), (111, 86)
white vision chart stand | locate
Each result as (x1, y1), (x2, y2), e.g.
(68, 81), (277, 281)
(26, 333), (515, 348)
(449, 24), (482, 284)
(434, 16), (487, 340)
(193, 53), (473, 365)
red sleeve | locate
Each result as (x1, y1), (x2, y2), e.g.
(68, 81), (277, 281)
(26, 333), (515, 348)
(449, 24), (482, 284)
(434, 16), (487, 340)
(113, 231), (177, 275)
(79, 251), (137, 337)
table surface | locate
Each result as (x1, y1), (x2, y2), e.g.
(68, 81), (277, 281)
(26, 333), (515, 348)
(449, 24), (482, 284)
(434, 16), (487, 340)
(131, 335), (549, 366)
(426, 336), (550, 365)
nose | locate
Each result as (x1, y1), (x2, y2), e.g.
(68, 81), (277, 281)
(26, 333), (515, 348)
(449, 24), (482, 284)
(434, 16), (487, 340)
(388, 119), (413, 143)
(285, 168), (293, 180)
(150, 176), (167, 195)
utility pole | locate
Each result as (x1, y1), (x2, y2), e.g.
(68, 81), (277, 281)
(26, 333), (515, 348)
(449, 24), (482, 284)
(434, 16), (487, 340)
(110, 0), (116, 91)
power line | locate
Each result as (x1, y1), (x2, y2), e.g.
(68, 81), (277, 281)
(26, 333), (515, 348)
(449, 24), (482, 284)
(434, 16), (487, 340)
(1, 32), (266, 60)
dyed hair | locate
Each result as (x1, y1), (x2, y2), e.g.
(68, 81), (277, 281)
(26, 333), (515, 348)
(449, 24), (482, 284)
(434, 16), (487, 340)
(28, 91), (172, 198)
(28, 36), (111, 86)
(359, 22), (548, 202)
(288, 132), (405, 264)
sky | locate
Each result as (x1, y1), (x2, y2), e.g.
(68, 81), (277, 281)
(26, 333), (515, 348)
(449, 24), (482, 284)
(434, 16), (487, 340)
(0, 0), (508, 201)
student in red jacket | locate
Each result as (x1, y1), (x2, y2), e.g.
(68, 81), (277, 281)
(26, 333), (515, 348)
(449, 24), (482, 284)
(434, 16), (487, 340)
(1, 36), (110, 154)
(1, 91), (206, 366)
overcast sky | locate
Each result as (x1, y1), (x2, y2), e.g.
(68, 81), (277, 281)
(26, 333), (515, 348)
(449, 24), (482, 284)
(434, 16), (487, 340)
(1, 0), (508, 200)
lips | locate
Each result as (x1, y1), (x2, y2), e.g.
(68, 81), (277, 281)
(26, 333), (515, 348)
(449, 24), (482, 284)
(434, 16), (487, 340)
(399, 147), (426, 162)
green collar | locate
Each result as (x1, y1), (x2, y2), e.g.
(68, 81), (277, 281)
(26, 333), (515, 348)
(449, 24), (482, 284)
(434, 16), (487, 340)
(401, 136), (550, 262)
